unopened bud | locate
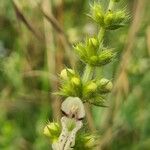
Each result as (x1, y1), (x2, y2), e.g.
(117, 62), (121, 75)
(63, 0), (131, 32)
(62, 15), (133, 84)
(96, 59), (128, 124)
(83, 134), (97, 148)
(104, 10), (127, 30)
(91, 3), (104, 26)
(60, 68), (75, 80)
(115, 11), (126, 24)
(89, 56), (99, 66)
(99, 78), (113, 93)
(104, 11), (114, 26)
(71, 77), (80, 86)
(98, 50), (115, 66)
(89, 38), (99, 47)
(86, 82), (97, 92)
(74, 43), (86, 60)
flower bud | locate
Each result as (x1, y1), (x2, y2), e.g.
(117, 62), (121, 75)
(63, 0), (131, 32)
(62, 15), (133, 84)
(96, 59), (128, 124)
(43, 122), (60, 140)
(104, 10), (127, 30)
(89, 38), (99, 48)
(83, 82), (97, 99)
(114, 10), (126, 24)
(89, 56), (99, 66)
(86, 37), (99, 57)
(98, 50), (115, 66)
(104, 11), (114, 26)
(74, 43), (87, 60)
(86, 82), (97, 92)
(71, 77), (81, 86)
(74, 37), (100, 65)
(83, 134), (98, 148)
(98, 78), (113, 93)
(91, 3), (104, 26)
(60, 68), (75, 80)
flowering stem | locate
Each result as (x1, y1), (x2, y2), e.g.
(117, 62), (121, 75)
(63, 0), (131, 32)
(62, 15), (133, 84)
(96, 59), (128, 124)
(82, 65), (93, 83)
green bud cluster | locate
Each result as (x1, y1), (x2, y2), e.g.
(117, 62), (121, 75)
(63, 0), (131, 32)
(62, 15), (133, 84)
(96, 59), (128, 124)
(58, 68), (82, 98)
(74, 37), (115, 66)
(58, 69), (113, 106)
(43, 122), (61, 143)
(90, 3), (128, 30)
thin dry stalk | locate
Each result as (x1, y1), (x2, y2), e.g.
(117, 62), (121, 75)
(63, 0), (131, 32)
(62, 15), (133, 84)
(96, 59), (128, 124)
(85, 104), (97, 132)
(40, 7), (76, 67)
(42, 0), (61, 120)
(12, 0), (43, 41)
(23, 70), (58, 81)
(146, 26), (150, 56)
(54, 0), (65, 120)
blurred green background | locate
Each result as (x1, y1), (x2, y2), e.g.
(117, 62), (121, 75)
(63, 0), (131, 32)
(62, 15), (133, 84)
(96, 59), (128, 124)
(0, 0), (150, 149)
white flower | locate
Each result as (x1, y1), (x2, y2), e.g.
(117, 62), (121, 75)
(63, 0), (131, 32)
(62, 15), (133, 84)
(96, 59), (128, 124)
(52, 97), (85, 150)
(61, 97), (85, 120)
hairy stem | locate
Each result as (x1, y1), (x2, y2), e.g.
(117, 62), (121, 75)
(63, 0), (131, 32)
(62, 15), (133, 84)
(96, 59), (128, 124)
(82, 65), (93, 83)
(98, 27), (105, 44)
(108, 0), (115, 10)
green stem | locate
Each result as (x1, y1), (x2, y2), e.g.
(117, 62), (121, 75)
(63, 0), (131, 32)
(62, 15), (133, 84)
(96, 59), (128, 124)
(82, 65), (93, 83)
(98, 27), (105, 44)
(108, 0), (115, 10)
(98, 0), (115, 44)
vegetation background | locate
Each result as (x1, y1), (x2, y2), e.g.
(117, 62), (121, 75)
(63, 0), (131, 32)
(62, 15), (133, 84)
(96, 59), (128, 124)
(0, 0), (150, 149)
